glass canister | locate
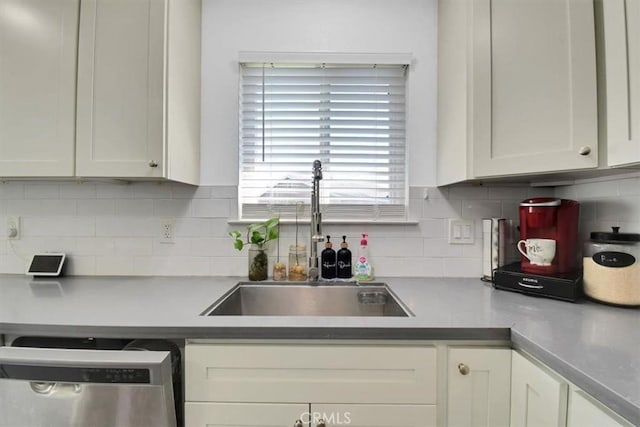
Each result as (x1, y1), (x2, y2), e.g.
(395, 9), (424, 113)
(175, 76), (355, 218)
(288, 244), (307, 281)
(583, 227), (640, 306)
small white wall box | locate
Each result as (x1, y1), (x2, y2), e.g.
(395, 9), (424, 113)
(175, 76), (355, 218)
(27, 254), (66, 277)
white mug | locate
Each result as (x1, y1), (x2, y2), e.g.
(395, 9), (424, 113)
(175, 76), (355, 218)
(518, 238), (556, 266)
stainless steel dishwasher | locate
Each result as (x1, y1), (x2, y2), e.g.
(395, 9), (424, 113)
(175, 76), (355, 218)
(0, 340), (178, 427)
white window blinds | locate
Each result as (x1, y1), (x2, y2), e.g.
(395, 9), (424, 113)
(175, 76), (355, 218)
(239, 63), (407, 221)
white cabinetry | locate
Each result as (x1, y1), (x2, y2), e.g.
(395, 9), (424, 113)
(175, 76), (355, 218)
(0, 0), (200, 184)
(598, 0), (640, 167)
(446, 347), (511, 427)
(0, 0), (78, 177)
(76, 0), (200, 184)
(510, 351), (568, 427)
(185, 342), (437, 427)
(185, 403), (308, 427)
(437, 0), (598, 185)
(567, 387), (634, 427)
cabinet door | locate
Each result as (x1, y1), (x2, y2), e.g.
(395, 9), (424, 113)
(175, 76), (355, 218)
(473, 0), (598, 177)
(75, 0), (165, 178)
(447, 347), (511, 427)
(311, 404), (436, 427)
(0, 0), (77, 177)
(510, 351), (568, 427)
(567, 388), (634, 427)
(185, 402), (308, 427)
(601, 0), (640, 167)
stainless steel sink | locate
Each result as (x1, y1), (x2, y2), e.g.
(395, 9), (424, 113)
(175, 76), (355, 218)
(202, 282), (412, 317)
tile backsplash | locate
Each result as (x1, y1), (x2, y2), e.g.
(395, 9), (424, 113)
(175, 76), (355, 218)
(3, 176), (636, 278)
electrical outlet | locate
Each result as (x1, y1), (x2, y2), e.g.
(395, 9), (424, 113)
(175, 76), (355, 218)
(6, 216), (20, 240)
(159, 218), (175, 243)
(448, 219), (474, 244)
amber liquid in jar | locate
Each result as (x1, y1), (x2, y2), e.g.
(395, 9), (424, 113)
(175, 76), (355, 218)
(288, 245), (307, 281)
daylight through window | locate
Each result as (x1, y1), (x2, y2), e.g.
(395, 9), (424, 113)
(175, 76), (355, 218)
(238, 63), (407, 220)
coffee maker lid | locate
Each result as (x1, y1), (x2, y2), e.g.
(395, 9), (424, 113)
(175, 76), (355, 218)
(520, 197), (561, 207)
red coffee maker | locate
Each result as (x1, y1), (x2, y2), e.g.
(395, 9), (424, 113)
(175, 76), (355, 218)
(518, 198), (580, 275)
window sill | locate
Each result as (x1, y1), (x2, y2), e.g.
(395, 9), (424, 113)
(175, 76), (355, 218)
(227, 219), (419, 226)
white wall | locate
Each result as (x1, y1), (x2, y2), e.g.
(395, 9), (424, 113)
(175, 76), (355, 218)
(200, 0), (437, 186)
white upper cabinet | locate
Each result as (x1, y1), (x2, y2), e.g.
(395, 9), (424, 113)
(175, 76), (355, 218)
(0, 0), (78, 177)
(76, 0), (201, 184)
(598, 0), (640, 167)
(438, 0), (598, 185)
(0, 0), (200, 184)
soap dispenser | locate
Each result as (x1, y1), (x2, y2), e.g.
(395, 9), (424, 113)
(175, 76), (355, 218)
(337, 235), (352, 279)
(321, 235), (337, 279)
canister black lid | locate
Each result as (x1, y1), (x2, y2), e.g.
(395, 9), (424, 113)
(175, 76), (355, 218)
(590, 226), (640, 242)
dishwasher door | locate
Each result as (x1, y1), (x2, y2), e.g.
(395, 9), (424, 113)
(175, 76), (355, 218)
(0, 346), (176, 427)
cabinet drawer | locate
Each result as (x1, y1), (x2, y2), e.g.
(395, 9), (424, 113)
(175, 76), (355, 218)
(185, 343), (436, 404)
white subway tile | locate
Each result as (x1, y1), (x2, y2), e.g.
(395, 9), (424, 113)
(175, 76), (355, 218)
(501, 201), (520, 220)
(192, 199), (231, 218)
(373, 256), (443, 277)
(191, 237), (238, 257)
(487, 186), (529, 200)
(76, 237), (116, 256)
(449, 185), (489, 200)
(210, 219), (234, 237)
(0, 183), (24, 199)
(408, 198), (422, 220)
(153, 199), (191, 217)
(596, 197), (640, 222)
(133, 256), (210, 276)
(443, 257), (482, 278)
(96, 256), (135, 275)
(40, 199), (77, 216)
(59, 183), (96, 199)
(170, 184), (211, 199)
(22, 217), (94, 237)
(96, 217), (155, 237)
(554, 185), (577, 200)
(132, 182), (172, 199)
(210, 186), (238, 199)
(618, 177), (640, 196)
(5, 200), (42, 216)
(0, 239), (6, 255)
(0, 253), (27, 273)
(65, 256), (96, 275)
(153, 238), (191, 256)
(371, 237), (423, 257)
(462, 240), (484, 258)
(528, 187), (556, 198)
(176, 218), (214, 237)
(575, 180), (620, 199)
(423, 238), (464, 258)
(423, 199), (462, 218)
(25, 184), (59, 199)
(425, 187), (449, 199)
(419, 219), (446, 238)
(77, 199), (115, 216)
(409, 186), (428, 200)
(113, 237), (153, 256)
(461, 200), (502, 219)
(115, 199), (153, 216)
(211, 256), (245, 276)
(96, 183), (136, 199)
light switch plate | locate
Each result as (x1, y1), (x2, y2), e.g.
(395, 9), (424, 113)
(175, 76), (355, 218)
(448, 219), (474, 245)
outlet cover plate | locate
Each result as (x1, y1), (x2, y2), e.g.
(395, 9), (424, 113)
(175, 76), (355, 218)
(448, 219), (474, 245)
(160, 218), (175, 243)
(6, 216), (20, 240)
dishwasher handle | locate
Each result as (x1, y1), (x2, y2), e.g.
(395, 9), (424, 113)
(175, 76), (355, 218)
(30, 381), (81, 395)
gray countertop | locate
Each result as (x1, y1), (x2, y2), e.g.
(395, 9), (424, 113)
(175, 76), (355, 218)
(0, 275), (638, 424)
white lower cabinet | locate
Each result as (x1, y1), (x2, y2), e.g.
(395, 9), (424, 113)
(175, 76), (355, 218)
(184, 341), (437, 427)
(510, 351), (568, 427)
(446, 347), (511, 427)
(185, 402), (308, 427)
(567, 388), (633, 427)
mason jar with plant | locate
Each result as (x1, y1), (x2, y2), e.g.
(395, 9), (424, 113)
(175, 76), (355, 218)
(229, 217), (279, 281)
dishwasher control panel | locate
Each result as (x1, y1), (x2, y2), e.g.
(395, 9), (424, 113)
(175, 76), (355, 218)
(0, 364), (151, 384)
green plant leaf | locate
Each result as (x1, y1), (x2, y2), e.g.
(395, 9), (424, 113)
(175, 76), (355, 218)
(228, 230), (242, 239)
(263, 217), (279, 230)
(233, 239), (244, 251)
(267, 228), (279, 241)
(250, 231), (265, 245)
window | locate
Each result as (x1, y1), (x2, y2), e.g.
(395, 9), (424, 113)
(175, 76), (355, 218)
(238, 62), (407, 221)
